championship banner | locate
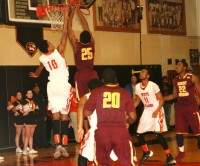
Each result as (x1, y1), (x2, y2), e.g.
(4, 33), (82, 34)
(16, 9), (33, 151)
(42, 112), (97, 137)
(16, 26), (43, 57)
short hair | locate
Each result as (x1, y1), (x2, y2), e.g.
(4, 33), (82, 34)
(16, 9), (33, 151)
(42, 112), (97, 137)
(38, 40), (48, 53)
(88, 79), (102, 91)
(178, 60), (188, 69)
(143, 68), (152, 77)
(80, 30), (91, 44)
(102, 68), (117, 84)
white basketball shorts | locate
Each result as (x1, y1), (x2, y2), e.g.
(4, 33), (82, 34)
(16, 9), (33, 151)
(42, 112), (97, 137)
(137, 107), (167, 134)
(47, 80), (72, 114)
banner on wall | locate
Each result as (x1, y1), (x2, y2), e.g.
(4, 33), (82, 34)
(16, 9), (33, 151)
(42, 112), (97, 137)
(189, 49), (200, 66)
(16, 27), (43, 57)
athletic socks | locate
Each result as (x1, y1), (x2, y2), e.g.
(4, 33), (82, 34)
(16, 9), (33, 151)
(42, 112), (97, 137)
(155, 133), (169, 151)
(176, 134), (184, 152)
(136, 133), (149, 152)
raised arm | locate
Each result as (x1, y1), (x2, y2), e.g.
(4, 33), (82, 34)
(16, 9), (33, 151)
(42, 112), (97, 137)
(67, 7), (77, 53)
(29, 63), (44, 78)
(57, 7), (69, 57)
(76, 8), (94, 44)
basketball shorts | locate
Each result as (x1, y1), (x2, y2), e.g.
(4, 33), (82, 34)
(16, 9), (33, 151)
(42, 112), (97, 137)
(95, 127), (137, 166)
(79, 129), (118, 162)
(75, 69), (98, 99)
(175, 102), (200, 135)
(137, 107), (167, 134)
(47, 80), (72, 114)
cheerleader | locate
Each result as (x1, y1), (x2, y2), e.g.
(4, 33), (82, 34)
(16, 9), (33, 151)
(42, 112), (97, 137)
(22, 89), (38, 155)
(8, 91), (25, 153)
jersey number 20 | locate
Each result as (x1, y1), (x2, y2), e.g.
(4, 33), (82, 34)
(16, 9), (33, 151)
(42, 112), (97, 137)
(103, 92), (120, 108)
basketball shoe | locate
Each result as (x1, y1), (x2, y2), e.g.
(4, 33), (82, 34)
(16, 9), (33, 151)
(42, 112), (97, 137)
(54, 145), (62, 158)
(140, 151), (153, 163)
(175, 151), (186, 163)
(61, 146), (69, 157)
(166, 154), (176, 165)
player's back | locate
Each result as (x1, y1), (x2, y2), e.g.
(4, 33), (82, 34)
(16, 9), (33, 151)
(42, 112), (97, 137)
(89, 84), (134, 128)
(174, 73), (196, 104)
(75, 40), (94, 70)
(39, 49), (69, 81)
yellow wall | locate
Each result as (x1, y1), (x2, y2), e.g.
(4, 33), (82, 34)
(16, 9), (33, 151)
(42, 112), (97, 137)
(0, 0), (200, 75)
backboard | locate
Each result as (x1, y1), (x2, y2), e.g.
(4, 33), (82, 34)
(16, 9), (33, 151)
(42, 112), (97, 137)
(6, 0), (66, 26)
(5, 0), (96, 27)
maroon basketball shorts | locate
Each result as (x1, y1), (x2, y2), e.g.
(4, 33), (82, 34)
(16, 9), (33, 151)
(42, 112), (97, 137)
(175, 102), (200, 135)
(74, 69), (98, 98)
(95, 126), (136, 166)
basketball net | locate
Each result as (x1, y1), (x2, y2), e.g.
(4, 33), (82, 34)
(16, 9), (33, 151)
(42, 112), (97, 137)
(36, 0), (90, 30)
(45, 5), (67, 30)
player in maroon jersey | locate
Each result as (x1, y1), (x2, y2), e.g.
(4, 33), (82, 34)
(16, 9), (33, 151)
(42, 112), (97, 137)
(68, 6), (98, 99)
(164, 60), (200, 163)
(83, 68), (137, 166)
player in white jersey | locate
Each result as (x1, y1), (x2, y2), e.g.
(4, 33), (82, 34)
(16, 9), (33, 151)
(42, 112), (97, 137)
(134, 69), (176, 165)
(29, 7), (72, 158)
(77, 79), (119, 166)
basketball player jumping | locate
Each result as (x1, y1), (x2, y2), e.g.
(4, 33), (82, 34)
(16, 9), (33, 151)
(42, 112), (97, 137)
(84, 68), (137, 166)
(134, 68), (176, 165)
(68, 6), (98, 99)
(29, 7), (72, 158)
(164, 61), (200, 163)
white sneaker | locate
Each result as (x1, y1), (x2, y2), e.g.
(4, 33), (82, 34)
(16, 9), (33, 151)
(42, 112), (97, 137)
(27, 147), (30, 152)
(0, 156), (4, 160)
(61, 147), (69, 158)
(16, 147), (23, 153)
(54, 145), (62, 158)
(29, 154), (38, 159)
(23, 150), (28, 156)
(29, 149), (38, 154)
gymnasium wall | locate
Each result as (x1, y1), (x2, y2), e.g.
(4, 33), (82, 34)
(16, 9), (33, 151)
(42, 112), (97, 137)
(0, 0), (200, 76)
(0, 65), (162, 150)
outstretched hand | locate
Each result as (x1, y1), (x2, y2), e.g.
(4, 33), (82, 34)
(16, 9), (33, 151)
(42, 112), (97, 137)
(29, 72), (38, 78)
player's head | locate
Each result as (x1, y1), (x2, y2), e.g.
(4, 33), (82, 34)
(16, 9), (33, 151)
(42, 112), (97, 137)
(80, 30), (91, 44)
(88, 78), (102, 91)
(139, 68), (151, 80)
(102, 68), (117, 84)
(176, 60), (188, 74)
(38, 40), (55, 53)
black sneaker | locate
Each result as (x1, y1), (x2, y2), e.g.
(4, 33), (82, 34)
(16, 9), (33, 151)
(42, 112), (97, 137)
(166, 154), (176, 165)
(140, 151), (153, 163)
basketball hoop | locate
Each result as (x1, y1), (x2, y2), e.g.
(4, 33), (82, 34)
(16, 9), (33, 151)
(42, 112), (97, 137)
(67, 0), (90, 15)
(36, 4), (68, 30)
(36, 0), (92, 30)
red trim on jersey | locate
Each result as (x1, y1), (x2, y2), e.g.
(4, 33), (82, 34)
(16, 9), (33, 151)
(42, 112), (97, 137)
(44, 51), (53, 56)
(140, 81), (149, 90)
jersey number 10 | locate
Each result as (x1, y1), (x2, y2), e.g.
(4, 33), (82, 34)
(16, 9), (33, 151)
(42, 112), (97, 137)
(47, 59), (58, 70)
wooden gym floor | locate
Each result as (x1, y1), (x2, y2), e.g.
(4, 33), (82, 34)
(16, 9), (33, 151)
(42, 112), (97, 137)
(0, 129), (199, 166)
